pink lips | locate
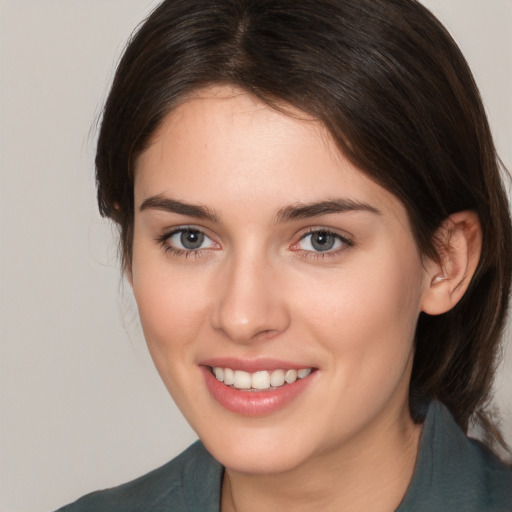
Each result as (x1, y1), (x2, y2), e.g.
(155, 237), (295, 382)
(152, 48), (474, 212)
(200, 359), (316, 416)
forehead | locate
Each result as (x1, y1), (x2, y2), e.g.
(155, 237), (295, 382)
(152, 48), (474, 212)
(134, 85), (406, 223)
(137, 86), (334, 181)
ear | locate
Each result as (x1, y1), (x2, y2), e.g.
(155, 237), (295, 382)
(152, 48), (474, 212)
(421, 211), (482, 316)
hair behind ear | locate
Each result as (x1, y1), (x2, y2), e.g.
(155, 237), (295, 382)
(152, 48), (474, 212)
(412, 203), (511, 450)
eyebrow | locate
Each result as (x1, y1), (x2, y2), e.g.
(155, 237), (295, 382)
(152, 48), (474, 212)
(139, 195), (219, 222)
(275, 199), (382, 223)
(139, 195), (381, 223)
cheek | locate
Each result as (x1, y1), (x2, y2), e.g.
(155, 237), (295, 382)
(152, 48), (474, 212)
(131, 265), (216, 423)
(295, 247), (424, 383)
(131, 253), (211, 369)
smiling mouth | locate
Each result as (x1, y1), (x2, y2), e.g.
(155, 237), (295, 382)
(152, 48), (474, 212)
(210, 366), (313, 391)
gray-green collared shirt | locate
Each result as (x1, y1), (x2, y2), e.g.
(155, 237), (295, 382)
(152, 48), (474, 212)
(57, 401), (512, 511)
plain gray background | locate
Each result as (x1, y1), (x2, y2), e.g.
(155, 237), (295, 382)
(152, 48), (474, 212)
(0, 1), (511, 511)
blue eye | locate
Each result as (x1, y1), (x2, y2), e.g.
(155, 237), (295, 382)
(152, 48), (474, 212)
(297, 230), (348, 252)
(165, 228), (217, 252)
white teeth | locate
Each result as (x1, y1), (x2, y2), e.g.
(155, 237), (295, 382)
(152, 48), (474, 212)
(270, 369), (285, 387)
(212, 366), (312, 390)
(213, 367), (224, 382)
(224, 368), (235, 385)
(285, 369), (297, 384)
(251, 371), (271, 390)
(297, 368), (312, 379)
(233, 370), (251, 389)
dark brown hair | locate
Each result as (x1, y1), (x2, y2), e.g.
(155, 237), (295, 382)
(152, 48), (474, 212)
(96, 0), (511, 447)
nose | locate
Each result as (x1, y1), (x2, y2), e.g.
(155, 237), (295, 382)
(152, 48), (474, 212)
(211, 251), (291, 344)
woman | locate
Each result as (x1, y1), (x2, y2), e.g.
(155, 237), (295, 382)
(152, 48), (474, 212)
(58, 0), (512, 510)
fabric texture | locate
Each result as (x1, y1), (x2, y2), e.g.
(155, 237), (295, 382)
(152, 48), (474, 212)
(56, 401), (511, 512)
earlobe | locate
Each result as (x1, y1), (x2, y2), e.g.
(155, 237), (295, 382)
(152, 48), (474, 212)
(421, 211), (482, 316)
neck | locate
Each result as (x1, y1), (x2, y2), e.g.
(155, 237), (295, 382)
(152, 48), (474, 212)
(221, 401), (422, 512)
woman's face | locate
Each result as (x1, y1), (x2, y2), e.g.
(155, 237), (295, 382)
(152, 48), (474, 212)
(131, 86), (432, 474)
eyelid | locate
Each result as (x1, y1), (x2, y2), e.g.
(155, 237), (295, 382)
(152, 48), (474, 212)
(295, 226), (353, 244)
(156, 225), (220, 255)
(290, 227), (353, 255)
(155, 225), (352, 260)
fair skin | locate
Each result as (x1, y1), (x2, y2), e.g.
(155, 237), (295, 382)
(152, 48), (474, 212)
(130, 86), (480, 512)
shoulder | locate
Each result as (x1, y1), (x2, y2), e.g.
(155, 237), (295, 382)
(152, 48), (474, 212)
(55, 441), (222, 512)
(455, 427), (512, 510)
(399, 401), (512, 512)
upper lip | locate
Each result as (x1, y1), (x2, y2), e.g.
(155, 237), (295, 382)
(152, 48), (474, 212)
(199, 357), (315, 373)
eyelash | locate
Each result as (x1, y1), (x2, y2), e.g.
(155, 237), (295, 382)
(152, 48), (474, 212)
(155, 227), (353, 260)
(292, 229), (353, 260)
(155, 227), (217, 259)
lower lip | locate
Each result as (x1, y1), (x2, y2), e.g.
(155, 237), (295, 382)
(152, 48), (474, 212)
(201, 366), (315, 416)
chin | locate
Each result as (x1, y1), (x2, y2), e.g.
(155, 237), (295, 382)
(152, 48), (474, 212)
(212, 443), (310, 475)
(198, 421), (321, 475)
